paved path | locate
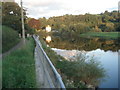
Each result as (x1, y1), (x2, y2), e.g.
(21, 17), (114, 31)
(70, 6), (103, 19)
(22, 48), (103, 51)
(34, 46), (43, 88)
(0, 39), (25, 59)
(33, 35), (65, 89)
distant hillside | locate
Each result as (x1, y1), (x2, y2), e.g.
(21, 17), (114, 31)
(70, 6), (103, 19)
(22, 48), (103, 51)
(38, 10), (120, 34)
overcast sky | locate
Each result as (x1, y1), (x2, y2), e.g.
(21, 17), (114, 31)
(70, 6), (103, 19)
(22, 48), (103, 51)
(15, 0), (119, 19)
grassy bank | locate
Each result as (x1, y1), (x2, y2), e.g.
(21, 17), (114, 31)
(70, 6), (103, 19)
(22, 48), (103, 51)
(38, 35), (106, 88)
(2, 38), (36, 88)
(38, 36), (64, 66)
(80, 32), (120, 39)
(0, 60), (1, 89)
(2, 25), (20, 53)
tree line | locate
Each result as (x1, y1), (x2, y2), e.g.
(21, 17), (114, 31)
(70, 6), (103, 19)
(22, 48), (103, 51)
(26, 10), (120, 38)
(2, 2), (34, 35)
(38, 11), (120, 34)
(2, 2), (120, 36)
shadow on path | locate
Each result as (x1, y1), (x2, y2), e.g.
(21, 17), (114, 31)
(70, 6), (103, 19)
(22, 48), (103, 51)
(0, 39), (26, 59)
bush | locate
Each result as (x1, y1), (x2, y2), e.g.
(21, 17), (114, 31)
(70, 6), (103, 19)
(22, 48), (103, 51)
(25, 24), (35, 34)
(2, 25), (19, 53)
(57, 53), (106, 87)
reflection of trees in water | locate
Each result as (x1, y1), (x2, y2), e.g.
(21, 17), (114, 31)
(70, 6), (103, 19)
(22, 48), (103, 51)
(48, 36), (120, 51)
(46, 36), (51, 43)
(37, 31), (120, 51)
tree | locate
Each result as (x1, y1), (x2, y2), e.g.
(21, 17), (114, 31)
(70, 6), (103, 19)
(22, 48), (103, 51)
(24, 24), (34, 34)
(74, 23), (90, 34)
(27, 18), (41, 30)
(98, 24), (106, 32)
(104, 10), (110, 15)
(92, 26), (102, 32)
(105, 23), (115, 32)
(2, 2), (26, 33)
(39, 17), (47, 29)
(115, 23), (120, 32)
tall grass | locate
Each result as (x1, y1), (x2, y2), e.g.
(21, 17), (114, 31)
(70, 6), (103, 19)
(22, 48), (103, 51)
(2, 38), (36, 88)
(0, 60), (2, 89)
(2, 25), (20, 53)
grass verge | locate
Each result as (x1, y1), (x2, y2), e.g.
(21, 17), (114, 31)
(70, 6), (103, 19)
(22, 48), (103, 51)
(0, 60), (2, 89)
(2, 38), (36, 88)
(2, 25), (20, 53)
(80, 32), (120, 39)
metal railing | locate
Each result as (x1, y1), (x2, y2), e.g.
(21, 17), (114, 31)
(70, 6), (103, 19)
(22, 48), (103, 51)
(33, 35), (66, 89)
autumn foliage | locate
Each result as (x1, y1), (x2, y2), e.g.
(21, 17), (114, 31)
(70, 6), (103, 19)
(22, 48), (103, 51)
(28, 18), (41, 30)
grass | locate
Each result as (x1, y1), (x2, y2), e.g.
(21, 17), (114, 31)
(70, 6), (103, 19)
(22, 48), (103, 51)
(0, 25), (1, 54)
(2, 25), (20, 53)
(0, 60), (1, 89)
(80, 32), (120, 39)
(2, 38), (36, 88)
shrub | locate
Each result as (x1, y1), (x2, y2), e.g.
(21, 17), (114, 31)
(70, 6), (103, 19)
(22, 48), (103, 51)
(57, 53), (106, 87)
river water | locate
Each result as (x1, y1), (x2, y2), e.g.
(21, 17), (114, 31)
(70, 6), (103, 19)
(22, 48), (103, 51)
(52, 48), (119, 88)
(45, 35), (119, 88)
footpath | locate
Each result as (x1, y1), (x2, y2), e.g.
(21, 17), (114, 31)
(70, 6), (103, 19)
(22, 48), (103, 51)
(0, 39), (25, 59)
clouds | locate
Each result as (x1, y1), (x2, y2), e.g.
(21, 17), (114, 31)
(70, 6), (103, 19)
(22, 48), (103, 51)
(15, 0), (119, 19)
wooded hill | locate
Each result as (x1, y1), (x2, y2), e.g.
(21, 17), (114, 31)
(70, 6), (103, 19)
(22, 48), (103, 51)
(37, 10), (120, 35)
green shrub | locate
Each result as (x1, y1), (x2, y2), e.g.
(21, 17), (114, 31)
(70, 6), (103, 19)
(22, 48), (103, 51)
(57, 53), (106, 87)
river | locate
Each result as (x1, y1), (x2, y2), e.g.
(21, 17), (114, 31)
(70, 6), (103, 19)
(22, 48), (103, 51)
(44, 35), (119, 88)
(51, 48), (119, 88)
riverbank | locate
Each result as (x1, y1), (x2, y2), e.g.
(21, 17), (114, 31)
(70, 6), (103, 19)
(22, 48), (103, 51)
(37, 34), (106, 88)
(2, 38), (36, 88)
(80, 32), (120, 39)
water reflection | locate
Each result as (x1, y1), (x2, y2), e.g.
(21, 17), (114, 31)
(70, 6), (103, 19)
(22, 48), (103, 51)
(52, 48), (118, 88)
(52, 48), (86, 60)
(48, 36), (120, 51)
(48, 35), (119, 88)
(46, 36), (51, 43)
(39, 33), (119, 88)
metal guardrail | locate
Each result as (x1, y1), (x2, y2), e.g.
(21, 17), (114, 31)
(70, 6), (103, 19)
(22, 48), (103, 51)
(33, 35), (66, 89)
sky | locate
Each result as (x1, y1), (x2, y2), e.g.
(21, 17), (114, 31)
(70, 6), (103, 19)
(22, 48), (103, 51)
(15, 0), (119, 19)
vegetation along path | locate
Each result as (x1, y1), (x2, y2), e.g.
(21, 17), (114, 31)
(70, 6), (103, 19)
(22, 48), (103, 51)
(0, 39), (25, 58)
(2, 38), (36, 88)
